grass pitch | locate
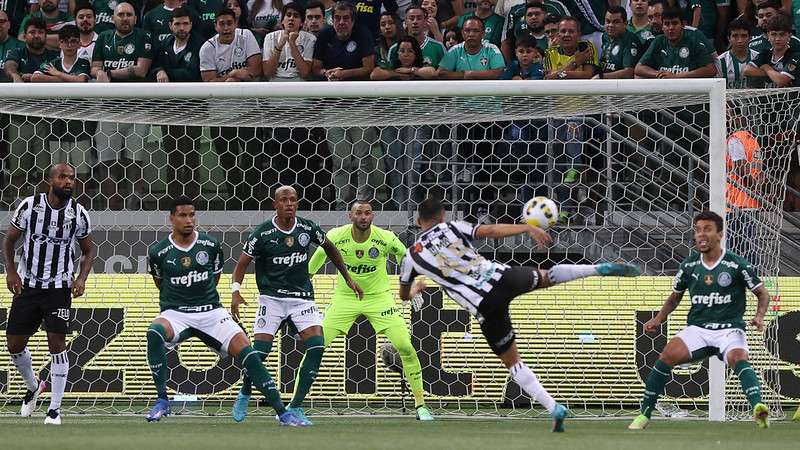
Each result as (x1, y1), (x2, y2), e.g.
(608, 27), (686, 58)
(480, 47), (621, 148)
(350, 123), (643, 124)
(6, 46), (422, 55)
(0, 415), (794, 450)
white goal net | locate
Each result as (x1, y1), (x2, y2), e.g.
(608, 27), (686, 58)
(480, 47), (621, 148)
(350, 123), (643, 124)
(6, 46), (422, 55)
(0, 81), (795, 420)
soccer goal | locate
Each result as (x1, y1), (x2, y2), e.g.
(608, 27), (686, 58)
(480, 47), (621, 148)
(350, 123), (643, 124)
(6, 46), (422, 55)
(0, 80), (794, 421)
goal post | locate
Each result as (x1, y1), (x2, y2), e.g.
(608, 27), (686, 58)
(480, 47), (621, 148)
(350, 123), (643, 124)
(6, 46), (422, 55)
(0, 80), (793, 420)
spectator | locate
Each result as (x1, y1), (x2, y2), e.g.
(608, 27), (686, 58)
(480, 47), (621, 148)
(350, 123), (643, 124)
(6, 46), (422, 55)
(189, 0), (226, 41)
(456, 0), (504, 47)
(247, 0), (284, 41)
(647, 0), (666, 38)
(2, 0), (28, 37)
(143, 0), (200, 46)
(372, 35), (437, 78)
(3, 17), (58, 198)
(599, 6), (642, 79)
(745, 13), (800, 87)
(385, 5), (445, 68)
(30, 24), (93, 200)
(719, 17), (757, 88)
(0, 11), (25, 81)
(199, 8), (263, 209)
(438, 16), (505, 79)
(500, 33), (543, 79)
(91, 2), (153, 209)
(18, 0), (74, 50)
(91, 0), (141, 35)
(750, 1), (799, 53)
(350, 0), (398, 41)
(312, 1), (374, 81)
(226, 0), (251, 29)
(635, 6), (717, 78)
(420, 0), (445, 41)
(74, 2), (98, 61)
(444, 28), (460, 49)
(543, 16), (597, 80)
(501, 2), (549, 62)
(314, 1), (383, 210)
(376, 11), (403, 66)
(686, 0), (728, 49)
(151, 7), (203, 205)
(262, 2), (315, 81)
(495, 0), (521, 17)
(543, 12), (560, 47)
(627, 0), (654, 43)
(304, 0), (328, 35)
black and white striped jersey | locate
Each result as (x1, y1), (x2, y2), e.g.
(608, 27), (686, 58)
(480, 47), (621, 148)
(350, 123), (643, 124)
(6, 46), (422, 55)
(399, 221), (508, 318)
(9, 194), (92, 289)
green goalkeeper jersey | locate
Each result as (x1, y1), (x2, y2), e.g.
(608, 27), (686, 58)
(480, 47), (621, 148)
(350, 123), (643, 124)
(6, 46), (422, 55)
(243, 216), (326, 300)
(308, 224), (406, 297)
(148, 232), (224, 312)
(673, 250), (762, 331)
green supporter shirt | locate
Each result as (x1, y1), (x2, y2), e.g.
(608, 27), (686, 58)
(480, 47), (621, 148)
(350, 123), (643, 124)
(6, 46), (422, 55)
(151, 34), (202, 81)
(143, 5), (201, 45)
(600, 30), (642, 73)
(749, 46), (800, 88)
(18, 10), (74, 39)
(626, 21), (655, 44)
(457, 12), (505, 47)
(0, 36), (25, 82)
(673, 251), (762, 331)
(243, 216), (326, 300)
(637, 27), (713, 74)
(5, 46), (59, 74)
(188, 0), (225, 42)
(383, 36), (446, 69)
(307, 224), (406, 298)
(148, 232), (225, 313)
(749, 32), (800, 54)
(93, 0), (142, 33)
(92, 28), (153, 76)
(688, 0), (728, 40)
(439, 41), (506, 72)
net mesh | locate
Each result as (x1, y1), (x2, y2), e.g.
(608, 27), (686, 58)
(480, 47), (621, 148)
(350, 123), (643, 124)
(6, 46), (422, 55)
(0, 83), (796, 419)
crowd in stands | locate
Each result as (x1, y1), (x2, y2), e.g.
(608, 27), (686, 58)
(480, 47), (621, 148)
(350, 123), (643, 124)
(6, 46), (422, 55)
(1, 0), (800, 213)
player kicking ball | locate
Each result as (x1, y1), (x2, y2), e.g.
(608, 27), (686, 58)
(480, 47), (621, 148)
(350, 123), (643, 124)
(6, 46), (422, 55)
(629, 211), (770, 430)
(399, 198), (640, 432)
(308, 200), (434, 421)
(145, 196), (304, 426)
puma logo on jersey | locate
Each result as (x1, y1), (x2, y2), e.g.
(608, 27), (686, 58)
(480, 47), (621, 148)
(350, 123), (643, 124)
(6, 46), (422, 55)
(170, 270), (210, 287)
(272, 252), (307, 266)
(167, 259), (176, 265)
(691, 292), (732, 307)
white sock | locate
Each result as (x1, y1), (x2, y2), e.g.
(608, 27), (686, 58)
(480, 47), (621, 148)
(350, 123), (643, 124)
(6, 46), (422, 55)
(510, 361), (556, 413)
(548, 264), (598, 285)
(48, 351), (69, 411)
(10, 348), (38, 391)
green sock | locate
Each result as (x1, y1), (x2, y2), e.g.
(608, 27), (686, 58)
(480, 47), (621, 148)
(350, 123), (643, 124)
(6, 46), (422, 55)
(237, 346), (285, 415)
(290, 335), (324, 409)
(147, 323), (169, 401)
(240, 340), (272, 396)
(641, 360), (672, 418)
(384, 326), (426, 408)
(734, 360), (763, 408)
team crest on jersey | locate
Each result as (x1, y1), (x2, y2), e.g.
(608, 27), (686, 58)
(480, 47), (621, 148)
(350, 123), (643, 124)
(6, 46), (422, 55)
(184, 52), (193, 63)
(718, 272), (732, 287)
(124, 43), (135, 55)
(412, 243), (422, 253)
(480, 57), (488, 66)
(368, 247), (379, 258)
(631, 47), (638, 56)
(346, 41), (356, 53)
(704, 274), (714, 285)
(257, 318), (266, 328)
(789, 63), (797, 72)
(285, 236), (295, 247)
(234, 46), (244, 57)
(356, 249), (364, 258)
(181, 256), (192, 267)
(196, 250), (209, 265)
(679, 47), (689, 58)
(612, 45), (619, 56)
(109, 0), (118, 9)
(298, 233), (310, 247)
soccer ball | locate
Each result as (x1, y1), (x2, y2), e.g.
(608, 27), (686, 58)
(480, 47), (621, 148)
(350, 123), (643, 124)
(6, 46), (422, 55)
(522, 197), (558, 230)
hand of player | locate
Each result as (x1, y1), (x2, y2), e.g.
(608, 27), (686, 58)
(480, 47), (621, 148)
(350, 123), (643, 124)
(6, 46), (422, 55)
(526, 225), (552, 249)
(72, 275), (87, 298)
(346, 277), (364, 300)
(156, 70), (169, 83)
(231, 291), (247, 321)
(749, 315), (765, 332)
(6, 271), (22, 295)
(643, 317), (661, 334)
(409, 279), (427, 298)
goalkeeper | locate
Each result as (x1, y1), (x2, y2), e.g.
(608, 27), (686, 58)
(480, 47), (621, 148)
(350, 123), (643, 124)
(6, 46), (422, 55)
(308, 200), (433, 421)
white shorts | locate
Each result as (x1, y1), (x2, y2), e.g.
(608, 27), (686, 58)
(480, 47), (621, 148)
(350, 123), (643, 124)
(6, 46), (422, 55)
(253, 295), (322, 336)
(675, 325), (749, 364)
(158, 308), (243, 357)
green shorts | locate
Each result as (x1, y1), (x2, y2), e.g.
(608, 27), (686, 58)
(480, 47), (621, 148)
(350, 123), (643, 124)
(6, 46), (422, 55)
(322, 291), (406, 334)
